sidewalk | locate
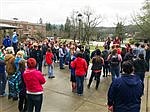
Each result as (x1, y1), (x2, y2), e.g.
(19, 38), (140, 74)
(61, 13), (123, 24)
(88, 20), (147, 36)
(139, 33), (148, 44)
(0, 64), (150, 112)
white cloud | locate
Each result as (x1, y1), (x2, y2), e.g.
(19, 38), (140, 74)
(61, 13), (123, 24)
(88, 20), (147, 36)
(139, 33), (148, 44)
(0, 0), (144, 26)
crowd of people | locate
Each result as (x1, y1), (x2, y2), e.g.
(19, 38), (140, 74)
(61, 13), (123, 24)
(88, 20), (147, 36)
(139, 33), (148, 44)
(0, 32), (150, 112)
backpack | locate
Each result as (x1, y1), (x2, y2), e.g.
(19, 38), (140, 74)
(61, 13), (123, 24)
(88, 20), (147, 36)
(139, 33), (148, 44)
(8, 71), (22, 94)
(102, 50), (109, 61)
(110, 55), (120, 66)
(91, 57), (103, 70)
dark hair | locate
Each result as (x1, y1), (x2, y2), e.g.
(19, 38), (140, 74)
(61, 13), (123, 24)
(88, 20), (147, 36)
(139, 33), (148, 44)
(96, 49), (101, 56)
(19, 60), (26, 72)
(141, 44), (145, 48)
(76, 52), (83, 58)
(122, 61), (133, 74)
(47, 48), (52, 52)
(139, 53), (144, 59)
(111, 49), (117, 55)
(38, 45), (41, 49)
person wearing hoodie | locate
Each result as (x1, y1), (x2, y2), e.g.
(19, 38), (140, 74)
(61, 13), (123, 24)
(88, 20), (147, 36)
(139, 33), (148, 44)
(133, 53), (148, 83)
(71, 52), (87, 96)
(3, 35), (12, 48)
(14, 51), (24, 70)
(46, 48), (55, 78)
(107, 61), (144, 112)
(4, 48), (16, 100)
(23, 58), (46, 112)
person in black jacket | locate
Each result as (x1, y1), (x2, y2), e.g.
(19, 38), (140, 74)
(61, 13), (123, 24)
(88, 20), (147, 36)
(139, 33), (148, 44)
(145, 44), (150, 71)
(87, 49), (104, 90)
(133, 53), (148, 83)
(36, 45), (43, 72)
(107, 61), (144, 112)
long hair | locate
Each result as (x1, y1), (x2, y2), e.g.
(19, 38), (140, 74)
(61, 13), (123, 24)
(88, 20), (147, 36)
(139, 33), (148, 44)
(19, 60), (26, 73)
(95, 55), (102, 63)
(94, 49), (102, 63)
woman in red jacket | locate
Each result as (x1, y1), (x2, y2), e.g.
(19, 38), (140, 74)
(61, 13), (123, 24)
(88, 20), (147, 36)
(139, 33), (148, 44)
(23, 58), (46, 112)
(46, 48), (55, 78)
(71, 52), (87, 96)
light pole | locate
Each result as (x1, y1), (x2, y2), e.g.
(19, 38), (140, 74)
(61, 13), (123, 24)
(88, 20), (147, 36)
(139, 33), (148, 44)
(78, 13), (82, 44)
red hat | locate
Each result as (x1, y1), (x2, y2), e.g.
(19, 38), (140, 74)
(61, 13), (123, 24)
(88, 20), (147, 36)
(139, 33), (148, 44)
(27, 58), (37, 68)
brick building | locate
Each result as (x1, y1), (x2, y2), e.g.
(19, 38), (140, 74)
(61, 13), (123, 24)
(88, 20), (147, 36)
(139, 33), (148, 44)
(0, 19), (46, 43)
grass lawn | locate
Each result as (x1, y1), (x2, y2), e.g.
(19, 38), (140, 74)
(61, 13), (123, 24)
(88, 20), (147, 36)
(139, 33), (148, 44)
(90, 45), (104, 52)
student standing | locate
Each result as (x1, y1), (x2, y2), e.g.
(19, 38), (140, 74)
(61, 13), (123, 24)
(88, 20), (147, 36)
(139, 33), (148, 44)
(107, 61), (144, 112)
(71, 52), (87, 96)
(23, 58), (46, 112)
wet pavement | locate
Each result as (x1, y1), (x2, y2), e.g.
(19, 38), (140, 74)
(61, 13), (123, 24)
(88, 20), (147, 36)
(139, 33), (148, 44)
(0, 63), (150, 112)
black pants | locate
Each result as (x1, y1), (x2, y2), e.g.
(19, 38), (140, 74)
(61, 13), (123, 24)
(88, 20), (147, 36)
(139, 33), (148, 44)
(88, 71), (101, 89)
(37, 62), (42, 72)
(27, 94), (43, 112)
(12, 42), (18, 54)
(18, 93), (27, 112)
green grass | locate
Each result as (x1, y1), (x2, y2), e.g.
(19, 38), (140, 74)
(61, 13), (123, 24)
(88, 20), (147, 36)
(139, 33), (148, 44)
(90, 45), (104, 52)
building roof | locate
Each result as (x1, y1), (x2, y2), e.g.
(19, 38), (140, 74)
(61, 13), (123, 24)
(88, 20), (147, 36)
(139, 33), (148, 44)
(0, 23), (20, 30)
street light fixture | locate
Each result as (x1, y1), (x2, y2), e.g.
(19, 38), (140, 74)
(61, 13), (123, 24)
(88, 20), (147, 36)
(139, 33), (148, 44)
(77, 13), (82, 43)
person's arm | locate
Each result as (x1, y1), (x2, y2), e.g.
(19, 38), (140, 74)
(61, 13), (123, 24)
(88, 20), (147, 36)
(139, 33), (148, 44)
(71, 59), (76, 68)
(84, 59), (88, 72)
(107, 54), (111, 61)
(0, 59), (5, 65)
(107, 81), (116, 109)
(101, 57), (104, 65)
(38, 72), (46, 85)
(118, 54), (122, 62)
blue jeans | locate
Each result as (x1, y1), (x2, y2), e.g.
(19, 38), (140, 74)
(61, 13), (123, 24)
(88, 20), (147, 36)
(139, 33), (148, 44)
(135, 72), (145, 83)
(0, 72), (7, 95)
(110, 66), (120, 81)
(59, 57), (64, 68)
(76, 76), (84, 94)
(27, 94), (43, 112)
(48, 64), (54, 77)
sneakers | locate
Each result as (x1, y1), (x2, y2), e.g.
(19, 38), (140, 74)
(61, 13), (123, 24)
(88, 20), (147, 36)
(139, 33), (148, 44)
(48, 76), (55, 79)
(77, 94), (83, 96)
(8, 95), (12, 99)
(0, 93), (7, 97)
(87, 85), (90, 89)
(13, 97), (18, 101)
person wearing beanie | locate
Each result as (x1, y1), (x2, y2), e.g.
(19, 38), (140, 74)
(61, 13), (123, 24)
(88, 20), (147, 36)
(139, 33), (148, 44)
(87, 49), (104, 90)
(23, 58), (46, 112)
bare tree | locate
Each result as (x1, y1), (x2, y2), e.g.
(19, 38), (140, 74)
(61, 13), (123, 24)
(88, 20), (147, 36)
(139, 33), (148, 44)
(82, 7), (103, 44)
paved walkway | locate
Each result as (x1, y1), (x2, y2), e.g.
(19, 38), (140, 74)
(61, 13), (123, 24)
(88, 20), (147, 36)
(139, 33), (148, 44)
(0, 63), (150, 112)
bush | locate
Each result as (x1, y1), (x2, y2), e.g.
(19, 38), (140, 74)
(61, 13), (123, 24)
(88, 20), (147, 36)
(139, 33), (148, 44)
(129, 38), (139, 44)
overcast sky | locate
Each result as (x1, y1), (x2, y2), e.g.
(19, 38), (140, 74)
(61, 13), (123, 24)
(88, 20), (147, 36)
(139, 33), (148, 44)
(0, 0), (144, 27)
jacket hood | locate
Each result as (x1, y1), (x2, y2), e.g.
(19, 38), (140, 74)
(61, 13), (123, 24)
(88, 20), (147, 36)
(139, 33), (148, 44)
(122, 74), (140, 86)
(5, 54), (14, 61)
(24, 69), (36, 80)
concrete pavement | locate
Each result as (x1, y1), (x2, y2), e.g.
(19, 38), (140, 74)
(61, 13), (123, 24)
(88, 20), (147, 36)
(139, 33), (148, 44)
(0, 63), (150, 112)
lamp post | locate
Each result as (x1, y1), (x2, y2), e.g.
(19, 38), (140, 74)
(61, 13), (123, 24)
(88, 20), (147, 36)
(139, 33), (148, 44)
(78, 13), (82, 44)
